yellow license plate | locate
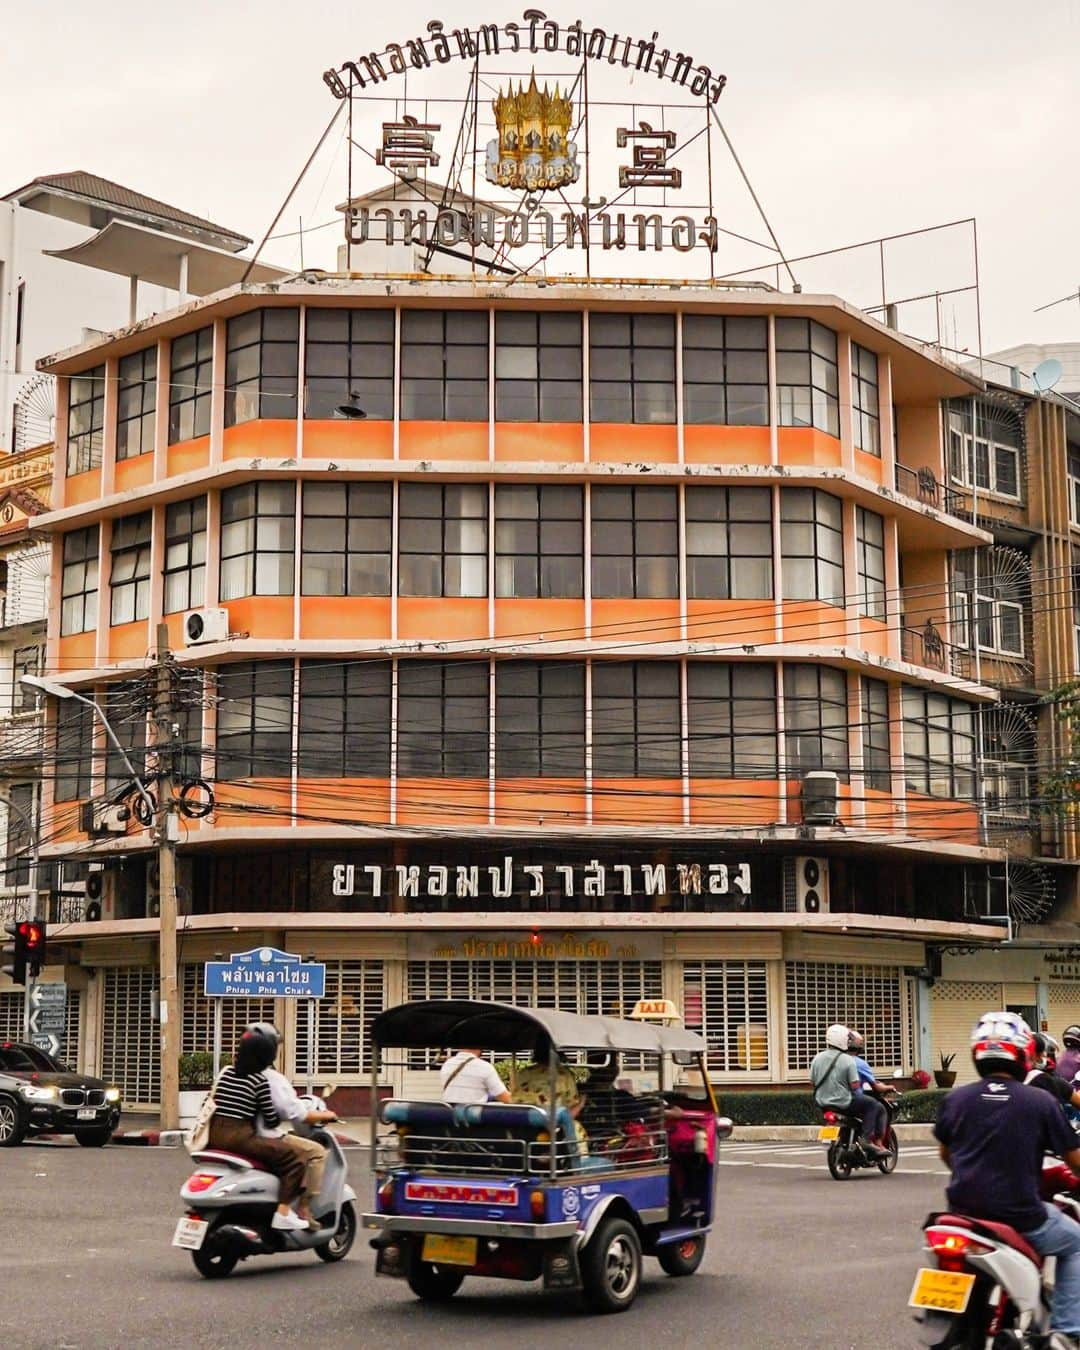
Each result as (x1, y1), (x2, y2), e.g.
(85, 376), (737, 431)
(818, 1126), (839, 1141)
(421, 1234), (478, 1267)
(908, 1267), (976, 1313)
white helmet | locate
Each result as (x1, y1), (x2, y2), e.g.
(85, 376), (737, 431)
(825, 1023), (849, 1051)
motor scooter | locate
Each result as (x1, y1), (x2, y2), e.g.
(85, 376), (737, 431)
(174, 1123), (358, 1278)
(910, 1164), (1080, 1348)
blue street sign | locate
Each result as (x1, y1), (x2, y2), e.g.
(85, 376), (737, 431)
(203, 946), (326, 999)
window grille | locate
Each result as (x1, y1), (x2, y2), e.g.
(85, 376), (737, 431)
(305, 308), (395, 421)
(784, 961), (905, 1072)
(406, 959), (662, 1069)
(101, 968), (159, 1105)
(682, 961), (770, 1073)
(293, 960), (385, 1077)
(495, 311), (583, 422)
(168, 327), (213, 444)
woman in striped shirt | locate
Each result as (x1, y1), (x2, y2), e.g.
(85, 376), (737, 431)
(207, 1028), (309, 1231)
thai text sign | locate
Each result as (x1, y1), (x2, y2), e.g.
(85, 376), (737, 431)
(204, 947), (326, 998)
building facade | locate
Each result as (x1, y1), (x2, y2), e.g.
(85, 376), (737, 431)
(19, 273), (1078, 1106)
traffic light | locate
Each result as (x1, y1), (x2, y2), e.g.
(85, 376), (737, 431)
(1, 919), (46, 986)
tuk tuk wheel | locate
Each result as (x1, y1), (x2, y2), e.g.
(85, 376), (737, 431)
(657, 1234), (706, 1277)
(581, 1217), (642, 1313)
(406, 1260), (466, 1301)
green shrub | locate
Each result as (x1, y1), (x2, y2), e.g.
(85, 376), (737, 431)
(715, 1086), (950, 1126)
(179, 1051), (215, 1090)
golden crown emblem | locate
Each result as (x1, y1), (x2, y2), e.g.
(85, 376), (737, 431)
(486, 71), (580, 193)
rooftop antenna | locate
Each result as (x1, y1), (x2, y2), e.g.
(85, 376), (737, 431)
(1033, 358), (1063, 393)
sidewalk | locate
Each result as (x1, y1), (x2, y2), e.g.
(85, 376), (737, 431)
(109, 1115), (935, 1147)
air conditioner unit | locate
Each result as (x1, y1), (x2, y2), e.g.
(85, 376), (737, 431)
(782, 856), (830, 915)
(84, 867), (118, 921)
(79, 801), (131, 836)
(802, 771), (839, 825)
(184, 607), (229, 646)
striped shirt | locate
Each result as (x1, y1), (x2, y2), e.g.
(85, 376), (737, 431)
(213, 1067), (280, 1126)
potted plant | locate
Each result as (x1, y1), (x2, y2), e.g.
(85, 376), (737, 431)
(934, 1052), (957, 1089)
(178, 1051), (215, 1129)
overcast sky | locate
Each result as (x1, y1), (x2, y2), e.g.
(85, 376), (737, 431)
(3, 0), (1077, 355)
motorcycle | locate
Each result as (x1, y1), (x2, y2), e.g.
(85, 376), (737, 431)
(173, 1121), (358, 1278)
(819, 1089), (901, 1179)
(910, 1161), (1080, 1348)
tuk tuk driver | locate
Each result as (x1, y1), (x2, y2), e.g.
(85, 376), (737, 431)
(440, 1047), (512, 1105)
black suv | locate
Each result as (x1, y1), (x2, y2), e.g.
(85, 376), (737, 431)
(0, 1042), (121, 1146)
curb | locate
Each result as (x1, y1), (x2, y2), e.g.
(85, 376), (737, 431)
(731, 1123), (935, 1142)
(110, 1129), (184, 1148)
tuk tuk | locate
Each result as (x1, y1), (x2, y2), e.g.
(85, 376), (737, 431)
(362, 999), (732, 1314)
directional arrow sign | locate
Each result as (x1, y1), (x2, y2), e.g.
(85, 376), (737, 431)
(30, 1032), (61, 1056)
(29, 1006), (66, 1034)
(29, 984), (67, 1036)
(30, 983), (67, 1008)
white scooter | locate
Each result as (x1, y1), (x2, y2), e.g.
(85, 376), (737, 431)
(911, 1162), (1080, 1348)
(174, 1104), (358, 1279)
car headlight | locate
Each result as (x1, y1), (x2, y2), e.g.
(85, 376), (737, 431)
(20, 1084), (58, 1101)
(105, 1087), (120, 1103)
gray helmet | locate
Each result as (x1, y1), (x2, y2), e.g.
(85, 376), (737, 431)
(1063, 1025), (1080, 1050)
(246, 1021), (282, 1047)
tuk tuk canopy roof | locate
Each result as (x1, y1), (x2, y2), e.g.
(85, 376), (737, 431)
(370, 1000), (708, 1055)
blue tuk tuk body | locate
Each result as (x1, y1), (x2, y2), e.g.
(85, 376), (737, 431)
(362, 1000), (731, 1313)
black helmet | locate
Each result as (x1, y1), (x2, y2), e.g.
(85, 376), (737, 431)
(236, 1025), (278, 1074)
(1064, 1025), (1080, 1050)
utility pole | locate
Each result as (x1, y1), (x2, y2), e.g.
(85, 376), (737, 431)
(153, 622), (180, 1131)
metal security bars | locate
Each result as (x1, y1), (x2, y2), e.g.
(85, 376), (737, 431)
(293, 959), (385, 1078)
(784, 960), (906, 1073)
(180, 965), (278, 1057)
(682, 960), (770, 1074)
(100, 967), (159, 1106)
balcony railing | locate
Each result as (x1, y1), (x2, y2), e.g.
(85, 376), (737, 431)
(894, 462), (964, 517)
(900, 620), (971, 679)
(0, 712), (43, 766)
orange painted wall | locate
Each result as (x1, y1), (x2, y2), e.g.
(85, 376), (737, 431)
(163, 612), (188, 649)
(494, 423), (584, 463)
(223, 421), (296, 461)
(57, 631), (96, 668)
(303, 420), (394, 460)
(224, 595), (294, 639)
(166, 436), (210, 479)
(686, 599), (777, 645)
(780, 600), (847, 643)
(398, 598), (488, 641)
(299, 597), (392, 640)
(863, 786), (903, 832)
(295, 779), (391, 826)
(399, 421), (488, 461)
(690, 779), (781, 826)
(854, 449), (885, 485)
(494, 779), (587, 828)
(776, 428), (841, 467)
(590, 424), (678, 464)
(850, 616), (890, 658)
(397, 778), (488, 826)
(494, 599), (585, 641)
(592, 778), (683, 825)
(684, 426), (771, 466)
(591, 599), (680, 642)
(213, 780), (294, 828)
(114, 455), (154, 493)
(51, 800), (89, 845)
(63, 469), (102, 507)
(905, 793), (981, 846)
(108, 620), (148, 661)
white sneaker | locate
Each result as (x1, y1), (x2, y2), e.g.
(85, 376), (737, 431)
(272, 1210), (308, 1231)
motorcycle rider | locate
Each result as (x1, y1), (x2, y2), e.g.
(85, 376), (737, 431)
(847, 1029), (898, 1099)
(934, 1011), (1080, 1349)
(246, 1021), (338, 1230)
(1058, 1026), (1080, 1084)
(810, 1023), (889, 1159)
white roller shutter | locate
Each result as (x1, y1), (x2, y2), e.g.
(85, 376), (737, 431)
(101, 968), (159, 1108)
(931, 981), (1002, 1085)
(1049, 984), (1080, 1040)
(0, 989), (82, 1068)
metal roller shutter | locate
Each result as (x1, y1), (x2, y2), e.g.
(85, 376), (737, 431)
(180, 965), (279, 1060)
(1048, 984), (1080, 1040)
(101, 967), (159, 1108)
(683, 961), (770, 1076)
(931, 981), (1002, 1085)
(784, 961), (910, 1074)
(0, 989), (82, 1068)
(293, 960), (385, 1082)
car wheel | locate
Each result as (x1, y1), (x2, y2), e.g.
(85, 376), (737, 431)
(581, 1217), (642, 1314)
(314, 1201), (356, 1263)
(657, 1234), (706, 1276)
(0, 1095), (26, 1148)
(75, 1126), (114, 1148)
(406, 1260), (466, 1301)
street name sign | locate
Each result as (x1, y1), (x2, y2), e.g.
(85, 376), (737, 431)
(203, 947), (326, 998)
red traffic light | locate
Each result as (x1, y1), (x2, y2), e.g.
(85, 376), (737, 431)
(19, 921), (44, 950)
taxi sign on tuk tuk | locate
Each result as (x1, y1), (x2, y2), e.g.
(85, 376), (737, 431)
(630, 999), (680, 1022)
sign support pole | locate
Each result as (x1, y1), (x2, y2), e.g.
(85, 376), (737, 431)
(308, 998), (316, 1095)
(212, 997), (223, 1081)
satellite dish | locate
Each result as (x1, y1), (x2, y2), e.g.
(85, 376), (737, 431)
(1033, 358), (1063, 393)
